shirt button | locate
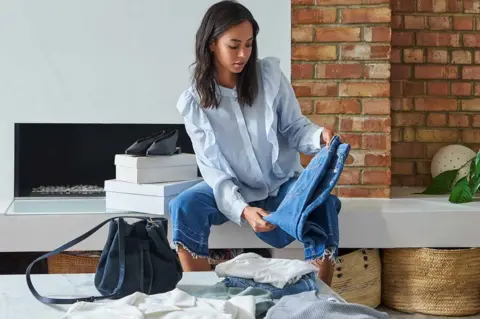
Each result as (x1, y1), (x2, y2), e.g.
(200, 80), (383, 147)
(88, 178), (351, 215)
(232, 91), (237, 98)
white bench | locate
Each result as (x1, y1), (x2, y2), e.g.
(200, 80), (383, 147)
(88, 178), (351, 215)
(0, 187), (479, 253)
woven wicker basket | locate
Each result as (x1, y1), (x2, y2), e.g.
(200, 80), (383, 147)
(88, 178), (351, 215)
(48, 251), (101, 274)
(382, 248), (480, 316)
(331, 248), (381, 308)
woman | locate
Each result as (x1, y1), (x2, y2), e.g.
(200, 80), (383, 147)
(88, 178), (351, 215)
(170, 0), (337, 285)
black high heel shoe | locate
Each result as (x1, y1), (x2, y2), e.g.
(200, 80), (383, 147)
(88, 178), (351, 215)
(146, 130), (181, 156)
(125, 131), (165, 156)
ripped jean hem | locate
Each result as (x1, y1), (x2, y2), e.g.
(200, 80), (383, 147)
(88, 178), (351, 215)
(305, 246), (340, 266)
(172, 241), (209, 259)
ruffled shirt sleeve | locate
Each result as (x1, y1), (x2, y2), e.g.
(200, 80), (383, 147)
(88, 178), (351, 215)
(176, 91), (248, 225)
(268, 59), (324, 155)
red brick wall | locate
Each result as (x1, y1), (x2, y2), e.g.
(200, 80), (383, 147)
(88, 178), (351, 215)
(391, 0), (480, 186)
(291, 0), (392, 197)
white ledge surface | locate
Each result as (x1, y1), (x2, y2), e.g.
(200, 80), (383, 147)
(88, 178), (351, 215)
(0, 187), (479, 252)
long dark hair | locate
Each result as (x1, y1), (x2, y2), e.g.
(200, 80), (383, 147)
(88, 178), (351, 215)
(193, 0), (260, 109)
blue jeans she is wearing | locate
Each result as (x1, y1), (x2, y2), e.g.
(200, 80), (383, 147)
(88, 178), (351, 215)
(168, 135), (350, 262)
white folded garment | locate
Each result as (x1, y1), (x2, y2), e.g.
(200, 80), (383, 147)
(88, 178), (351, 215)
(62, 288), (256, 319)
(214, 252), (318, 289)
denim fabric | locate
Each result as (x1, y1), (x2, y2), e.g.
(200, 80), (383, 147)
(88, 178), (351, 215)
(222, 272), (318, 299)
(168, 178), (296, 258)
(258, 135), (350, 261)
(168, 135), (350, 261)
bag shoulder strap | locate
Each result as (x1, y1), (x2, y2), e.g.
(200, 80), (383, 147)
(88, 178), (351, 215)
(26, 215), (155, 304)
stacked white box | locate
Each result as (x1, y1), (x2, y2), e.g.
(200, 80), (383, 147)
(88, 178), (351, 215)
(105, 178), (203, 215)
(114, 153), (198, 184)
(106, 152), (201, 215)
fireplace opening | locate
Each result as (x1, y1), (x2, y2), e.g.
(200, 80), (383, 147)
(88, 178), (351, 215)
(14, 123), (193, 198)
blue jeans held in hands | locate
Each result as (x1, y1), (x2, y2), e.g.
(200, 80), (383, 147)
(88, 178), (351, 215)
(168, 135), (350, 262)
(258, 135), (350, 262)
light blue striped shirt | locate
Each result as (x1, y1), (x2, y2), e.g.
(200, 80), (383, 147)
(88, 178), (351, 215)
(176, 57), (324, 225)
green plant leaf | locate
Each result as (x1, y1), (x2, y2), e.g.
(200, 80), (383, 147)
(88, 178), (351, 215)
(418, 169), (459, 195)
(449, 177), (473, 203)
(469, 157), (476, 190)
(474, 151), (480, 194)
(475, 179), (480, 194)
(475, 178), (480, 194)
(475, 152), (480, 180)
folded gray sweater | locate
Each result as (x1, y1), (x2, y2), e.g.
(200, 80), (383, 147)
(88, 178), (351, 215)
(265, 291), (389, 319)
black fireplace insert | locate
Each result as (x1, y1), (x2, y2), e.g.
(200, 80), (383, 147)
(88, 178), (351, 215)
(14, 123), (193, 197)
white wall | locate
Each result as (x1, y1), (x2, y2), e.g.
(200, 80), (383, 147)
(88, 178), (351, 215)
(0, 0), (291, 213)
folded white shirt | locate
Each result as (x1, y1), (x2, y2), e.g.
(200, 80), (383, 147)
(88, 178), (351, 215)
(62, 288), (255, 319)
(214, 252), (318, 289)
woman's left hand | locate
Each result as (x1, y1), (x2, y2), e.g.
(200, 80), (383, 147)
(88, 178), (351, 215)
(320, 128), (335, 147)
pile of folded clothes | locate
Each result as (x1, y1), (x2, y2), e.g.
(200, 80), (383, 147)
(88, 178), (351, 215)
(215, 252), (320, 299)
(61, 253), (390, 319)
(214, 252), (390, 319)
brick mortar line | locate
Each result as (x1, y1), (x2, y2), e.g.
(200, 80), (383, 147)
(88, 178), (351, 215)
(392, 111), (479, 115)
(391, 30), (480, 33)
(392, 12), (478, 16)
(393, 28), (479, 32)
(393, 141), (478, 142)
(395, 47), (480, 55)
(392, 64), (480, 68)
(391, 97), (479, 102)
(292, 78), (390, 81)
(310, 113), (390, 116)
(336, 185), (391, 188)
(392, 27), (480, 32)
(391, 31), (480, 35)
(392, 122), (478, 128)
(292, 41), (391, 44)
(308, 113), (389, 117)
(292, 59), (392, 62)
(392, 126), (476, 130)
(391, 79), (479, 82)
(292, 4), (390, 9)
(298, 96), (390, 98)
(292, 23), (391, 27)
(391, 127), (479, 132)
(295, 61), (390, 64)
(292, 42), (390, 47)
(337, 132), (391, 134)
(292, 61), (393, 64)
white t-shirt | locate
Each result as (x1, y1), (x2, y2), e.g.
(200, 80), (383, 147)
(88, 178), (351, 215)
(62, 288), (255, 319)
(215, 253), (318, 289)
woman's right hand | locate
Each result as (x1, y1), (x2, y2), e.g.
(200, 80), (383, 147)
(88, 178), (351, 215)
(241, 206), (276, 233)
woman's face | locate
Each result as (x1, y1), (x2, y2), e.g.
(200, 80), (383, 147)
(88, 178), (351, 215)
(211, 20), (254, 74)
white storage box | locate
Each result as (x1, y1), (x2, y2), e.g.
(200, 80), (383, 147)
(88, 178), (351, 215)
(105, 178), (203, 215)
(114, 153), (198, 184)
